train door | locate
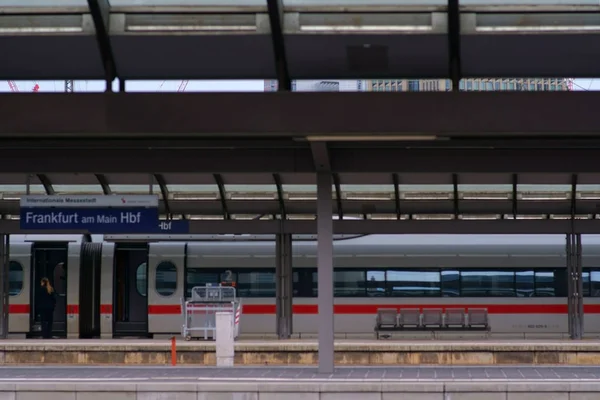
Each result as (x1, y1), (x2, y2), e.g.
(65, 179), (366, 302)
(113, 243), (149, 337)
(9, 243), (33, 336)
(147, 243), (185, 336)
(78, 243), (102, 338)
(30, 242), (68, 337)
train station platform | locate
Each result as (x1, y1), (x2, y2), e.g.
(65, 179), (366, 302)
(4, 339), (600, 366)
(0, 366), (600, 400)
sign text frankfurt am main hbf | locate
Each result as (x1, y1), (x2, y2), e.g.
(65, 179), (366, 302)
(19, 195), (186, 234)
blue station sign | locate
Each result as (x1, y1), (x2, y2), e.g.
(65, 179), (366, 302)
(157, 220), (190, 234)
(20, 195), (161, 234)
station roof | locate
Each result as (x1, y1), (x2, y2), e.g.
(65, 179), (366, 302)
(0, 0), (598, 83)
(0, 138), (597, 235)
(1, 1), (599, 235)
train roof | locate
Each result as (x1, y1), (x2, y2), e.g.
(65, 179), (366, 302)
(10, 234), (600, 256)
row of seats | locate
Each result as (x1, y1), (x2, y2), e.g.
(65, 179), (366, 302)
(375, 308), (489, 336)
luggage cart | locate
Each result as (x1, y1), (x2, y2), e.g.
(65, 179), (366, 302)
(181, 284), (242, 341)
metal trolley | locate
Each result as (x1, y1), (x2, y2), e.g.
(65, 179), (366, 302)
(181, 284), (242, 341)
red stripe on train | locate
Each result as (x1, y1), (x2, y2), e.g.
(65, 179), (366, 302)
(8, 304), (29, 314)
(67, 305), (79, 314)
(146, 304), (600, 315)
(149, 305), (182, 314)
(12, 303), (600, 316)
(242, 304), (575, 314)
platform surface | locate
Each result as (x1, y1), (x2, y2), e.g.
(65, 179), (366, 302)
(2, 365), (600, 382)
(6, 338), (600, 350)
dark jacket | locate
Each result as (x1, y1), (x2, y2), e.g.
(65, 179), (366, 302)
(37, 287), (57, 311)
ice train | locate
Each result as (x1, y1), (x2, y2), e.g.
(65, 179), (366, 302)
(7, 234), (600, 339)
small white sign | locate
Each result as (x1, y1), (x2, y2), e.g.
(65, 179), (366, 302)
(20, 195), (159, 208)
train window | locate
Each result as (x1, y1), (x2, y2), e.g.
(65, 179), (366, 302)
(461, 270), (515, 297)
(366, 270), (385, 297)
(185, 269), (237, 298)
(237, 270), (276, 297)
(534, 271), (556, 297)
(9, 261), (23, 296)
(387, 270), (441, 297)
(293, 269), (315, 297)
(583, 271), (590, 297)
(516, 270), (534, 297)
(155, 261), (177, 297)
(590, 270), (600, 297)
(136, 263), (147, 297)
(441, 270), (459, 297)
(334, 270), (366, 297)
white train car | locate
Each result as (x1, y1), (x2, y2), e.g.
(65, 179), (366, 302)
(6, 234), (600, 339)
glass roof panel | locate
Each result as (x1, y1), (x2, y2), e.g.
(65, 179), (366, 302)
(54, 185), (104, 194)
(282, 185), (337, 193)
(459, 0), (594, 5)
(2, 0), (88, 6)
(110, 0), (266, 7)
(281, 0), (445, 7)
(0, 185), (45, 195)
(459, 184), (512, 192)
(401, 184), (453, 192)
(579, 185), (600, 192)
(225, 184), (277, 193)
(282, 185), (316, 193)
(517, 184), (571, 192)
(110, 184), (161, 194)
(167, 184), (218, 193)
(341, 185), (394, 193)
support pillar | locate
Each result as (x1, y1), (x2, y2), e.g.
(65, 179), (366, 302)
(567, 233), (583, 340)
(276, 232), (293, 339)
(317, 172), (334, 374)
(0, 235), (8, 339)
(576, 233), (584, 338)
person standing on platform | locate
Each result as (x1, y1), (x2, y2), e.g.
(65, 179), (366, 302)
(37, 278), (56, 339)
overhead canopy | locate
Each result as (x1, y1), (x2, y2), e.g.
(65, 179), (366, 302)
(0, 138), (598, 229)
(0, 0), (598, 84)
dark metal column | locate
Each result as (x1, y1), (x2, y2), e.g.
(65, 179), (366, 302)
(276, 232), (293, 339)
(317, 172), (334, 374)
(567, 233), (573, 338)
(567, 233), (583, 340)
(0, 235), (8, 339)
(576, 233), (584, 338)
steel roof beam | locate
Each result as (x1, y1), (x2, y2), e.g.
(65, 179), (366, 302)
(6, 138), (600, 151)
(4, 92), (600, 138)
(214, 174), (230, 220)
(571, 173), (578, 219)
(94, 173), (112, 195)
(153, 174), (172, 219)
(266, 0), (291, 91)
(332, 173), (343, 220)
(392, 173), (401, 220)
(36, 174), (55, 195)
(86, 0), (121, 92)
(6, 147), (600, 174)
(273, 173), (286, 219)
(448, 0), (461, 92)
(512, 174), (518, 219)
(3, 219), (600, 235)
(452, 173), (459, 217)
